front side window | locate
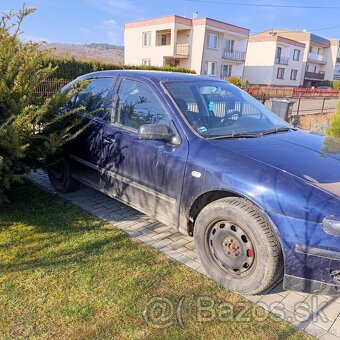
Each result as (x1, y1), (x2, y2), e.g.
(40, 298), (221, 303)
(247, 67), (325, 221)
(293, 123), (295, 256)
(277, 67), (285, 79)
(74, 77), (116, 121)
(142, 31), (151, 47)
(115, 79), (170, 130)
(207, 33), (218, 49)
(165, 80), (289, 138)
(207, 61), (217, 76)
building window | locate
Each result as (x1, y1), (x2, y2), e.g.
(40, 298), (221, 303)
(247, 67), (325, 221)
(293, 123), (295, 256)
(207, 33), (218, 49)
(222, 64), (232, 79)
(305, 64), (310, 72)
(224, 40), (234, 52)
(142, 59), (151, 66)
(277, 67), (285, 79)
(276, 47), (282, 59)
(290, 69), (298, 80)
(207, 61), (217, 76)
(293, 49), (300, 61)
(142, 31), (151, 47)
(161, 34), (167, 46)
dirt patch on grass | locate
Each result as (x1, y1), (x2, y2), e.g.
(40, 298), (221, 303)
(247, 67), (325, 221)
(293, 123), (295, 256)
(298, 112), (335, 134)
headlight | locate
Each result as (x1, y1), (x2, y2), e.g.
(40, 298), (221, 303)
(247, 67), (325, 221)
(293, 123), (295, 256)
(322, 216), (340, 236)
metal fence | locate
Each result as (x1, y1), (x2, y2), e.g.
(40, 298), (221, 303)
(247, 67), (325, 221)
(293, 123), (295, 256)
(34, 79), (70, 96)
(247, 85), (340, 99)
(291, 96), (338, 115)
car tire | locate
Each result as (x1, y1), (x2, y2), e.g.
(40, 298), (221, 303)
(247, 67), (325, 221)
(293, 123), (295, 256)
(47, 157), (80, 193)
(194, 197), (283, 295)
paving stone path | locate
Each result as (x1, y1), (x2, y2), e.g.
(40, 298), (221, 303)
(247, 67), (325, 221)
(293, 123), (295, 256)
(31, 170), (340, 339)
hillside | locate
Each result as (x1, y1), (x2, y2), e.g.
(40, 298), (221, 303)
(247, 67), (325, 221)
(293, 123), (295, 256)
(39, 43), (124, 64)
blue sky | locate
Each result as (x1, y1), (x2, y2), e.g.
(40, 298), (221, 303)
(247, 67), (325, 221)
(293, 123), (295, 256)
(1, 0), (340, 45)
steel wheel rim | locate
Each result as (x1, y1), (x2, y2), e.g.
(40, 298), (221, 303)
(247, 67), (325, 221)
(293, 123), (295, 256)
(50, 162), (65, 181)
(207, 220), (255, 277)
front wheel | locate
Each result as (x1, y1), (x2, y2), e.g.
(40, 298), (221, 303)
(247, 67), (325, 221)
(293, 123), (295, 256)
(47, 157), (79, 193)
(194, 197), (283, 295)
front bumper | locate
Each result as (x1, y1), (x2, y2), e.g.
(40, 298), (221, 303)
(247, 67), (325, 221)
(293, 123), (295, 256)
(267, 212), (340, 295)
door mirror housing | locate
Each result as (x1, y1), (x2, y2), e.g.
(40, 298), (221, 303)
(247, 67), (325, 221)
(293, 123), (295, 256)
(138, 124), (179, 145)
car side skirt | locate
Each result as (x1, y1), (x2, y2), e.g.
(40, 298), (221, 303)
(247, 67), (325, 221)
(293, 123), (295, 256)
(284, 274), (340, 295)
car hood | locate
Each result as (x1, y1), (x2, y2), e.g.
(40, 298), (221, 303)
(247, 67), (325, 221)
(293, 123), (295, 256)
(210, 130), (340, 197)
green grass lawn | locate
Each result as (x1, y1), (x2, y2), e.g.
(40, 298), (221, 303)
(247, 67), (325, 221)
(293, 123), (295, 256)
(0, 182), (310, 339)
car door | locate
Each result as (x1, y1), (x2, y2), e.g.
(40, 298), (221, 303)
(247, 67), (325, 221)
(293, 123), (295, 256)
(67, 77), (117, 188)
(100, 77), (189, 228)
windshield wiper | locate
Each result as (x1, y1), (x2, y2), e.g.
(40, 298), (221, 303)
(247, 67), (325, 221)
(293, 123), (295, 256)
(208, 132), (261, 140)
(260, 127), (297, 136)
(208, 127), (297, 140)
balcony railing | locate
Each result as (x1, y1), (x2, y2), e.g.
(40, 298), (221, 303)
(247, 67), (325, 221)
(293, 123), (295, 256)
(304, 71), (325, 80)
(176, 43), (189, 56)
(275, 56), (289, 65)
(222, 49), (246, 62)
(308, 52), (327, 64)
(334, 72), (340, 80)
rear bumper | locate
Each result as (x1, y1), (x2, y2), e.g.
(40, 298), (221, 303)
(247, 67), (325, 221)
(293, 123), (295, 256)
(284, 274), (340, 295)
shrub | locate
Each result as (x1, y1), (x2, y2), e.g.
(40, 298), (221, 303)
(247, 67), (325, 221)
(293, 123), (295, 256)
(320, 80), (331, 87)
(0, 8), (86, 203)
(332, 80), (340, 90)
(227, 76), (242, 88)
(326, 96), (340, 138)
(241, 79), (250, 90)
(42, 57), (196, 80)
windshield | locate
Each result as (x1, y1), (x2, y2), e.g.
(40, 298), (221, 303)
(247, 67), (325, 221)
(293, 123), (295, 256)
(164, 80), (290, 138)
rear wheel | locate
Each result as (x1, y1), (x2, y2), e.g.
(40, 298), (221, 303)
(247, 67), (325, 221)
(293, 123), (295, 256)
(194, 197), (283, 295)
(47, 158), (79, 193)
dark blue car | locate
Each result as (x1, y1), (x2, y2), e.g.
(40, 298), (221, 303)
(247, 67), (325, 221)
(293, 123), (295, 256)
(48, 70), (340, 295)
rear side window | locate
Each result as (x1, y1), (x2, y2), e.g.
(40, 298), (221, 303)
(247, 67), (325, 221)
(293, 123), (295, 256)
(114, 79), (170, 130)
(74, 77), (116, 121)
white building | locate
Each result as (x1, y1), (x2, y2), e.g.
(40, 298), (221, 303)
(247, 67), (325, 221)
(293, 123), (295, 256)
(247, 30), (340, 87)
(124, 15), (250, 79)
(244, 34), (305, 87)
(333, 41), (340, 81)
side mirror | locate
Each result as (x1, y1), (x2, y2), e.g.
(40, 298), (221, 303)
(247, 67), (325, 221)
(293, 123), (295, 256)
(138, 124), (179, 144)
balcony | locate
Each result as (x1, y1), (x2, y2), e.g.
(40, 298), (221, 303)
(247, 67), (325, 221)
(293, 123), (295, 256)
(222, 49), (246, 62)
(176, 43), (189, 56)
(307, 52), (327, 64)
(304, 71), (325, 80)
(275, 56), (289, 65)
(334, 72), (340, 80)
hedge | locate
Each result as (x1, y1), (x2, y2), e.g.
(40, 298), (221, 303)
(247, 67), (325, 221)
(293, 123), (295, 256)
(42, 58), (196, 79)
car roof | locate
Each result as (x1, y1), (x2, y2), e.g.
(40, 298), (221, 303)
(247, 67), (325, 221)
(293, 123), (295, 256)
(77, 70), (221, 83)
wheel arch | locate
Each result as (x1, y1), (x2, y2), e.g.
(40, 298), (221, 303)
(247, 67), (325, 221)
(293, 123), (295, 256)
(187, 189), (283, 243)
